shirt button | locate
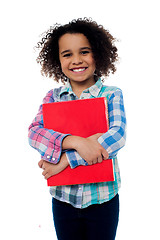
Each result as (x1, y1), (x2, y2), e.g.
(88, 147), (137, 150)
(47, 156), (50, 159)
(79, 187), (82, 190)
(52, 157), (55, 161)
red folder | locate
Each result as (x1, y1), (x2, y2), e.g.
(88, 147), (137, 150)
(43, 97), (115, 186)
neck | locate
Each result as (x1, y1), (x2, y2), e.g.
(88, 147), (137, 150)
(70, 78), (96, 98)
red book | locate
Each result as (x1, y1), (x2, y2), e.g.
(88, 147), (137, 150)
(43, 97), (115, 186)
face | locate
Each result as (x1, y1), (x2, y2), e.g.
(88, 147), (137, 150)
(59, 33), (96, 87)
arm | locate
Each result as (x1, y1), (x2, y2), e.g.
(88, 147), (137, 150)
(62, 134), (109, 165)
(38, 134), (109, 179)
(65, 89), (126, 169)
(28, 90), (70, 164)
(97, 89), (126, 158)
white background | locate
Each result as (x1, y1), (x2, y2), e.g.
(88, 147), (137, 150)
(1, 0), (160, 239)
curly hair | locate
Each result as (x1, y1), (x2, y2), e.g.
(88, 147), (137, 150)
(36, 18), (119, 83)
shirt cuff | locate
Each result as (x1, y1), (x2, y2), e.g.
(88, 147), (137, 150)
(42, 134), (70, 164)
(65, 150), (88, 169)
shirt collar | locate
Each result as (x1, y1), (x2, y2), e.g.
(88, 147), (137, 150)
(59, 78), (103, 97)
(59, 81), (75, 96)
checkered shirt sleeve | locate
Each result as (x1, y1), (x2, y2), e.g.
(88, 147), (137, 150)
(28, 90), (69, 163)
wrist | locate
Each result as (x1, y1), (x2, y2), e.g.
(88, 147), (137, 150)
(59, 153), (69, 171)
(62, 135), (83, 150)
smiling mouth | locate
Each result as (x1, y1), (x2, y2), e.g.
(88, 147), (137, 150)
(70, 67), (88, 72)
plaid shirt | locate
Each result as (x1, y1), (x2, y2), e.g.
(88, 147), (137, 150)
(28, 78), (126, 208)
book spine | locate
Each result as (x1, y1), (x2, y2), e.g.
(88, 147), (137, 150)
(104, 97), (109, 129)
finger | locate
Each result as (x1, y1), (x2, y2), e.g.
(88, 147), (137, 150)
(42, 163), (46, 170)
(42, 169), (48, 176)
(102, 149), (109, 160)
(44, 173), (50, 180)
(92, 158), (98, 164)
(38, 160), (44, 168)
(87, 161), (93, 166)
(97, 156), (103, 163)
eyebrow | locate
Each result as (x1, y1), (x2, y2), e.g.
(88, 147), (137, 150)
(61, 47), (92, 55)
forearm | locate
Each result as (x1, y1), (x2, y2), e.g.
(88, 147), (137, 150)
(65, 133), (109, 168)
(97, 126), (126, 158)
(97, 90), (127, 158)
(62, 135), (88, 168)
(62, 135), (83, 150)
(28, 124), (69, 163)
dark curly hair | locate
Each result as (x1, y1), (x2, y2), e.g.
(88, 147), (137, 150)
(36, 18), (119, 83)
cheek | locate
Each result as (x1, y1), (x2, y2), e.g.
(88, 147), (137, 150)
(89, 57), (96, 71)
(59, 59), (68, 73)
(87, 53), (95, 66)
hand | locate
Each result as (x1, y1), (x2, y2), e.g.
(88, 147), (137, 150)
(75, 133), (109, 165)
(38, 153), (69, 180)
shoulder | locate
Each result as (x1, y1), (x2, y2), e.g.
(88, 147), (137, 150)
(42, 86), (63, 104)
(100, 84), (123, 101)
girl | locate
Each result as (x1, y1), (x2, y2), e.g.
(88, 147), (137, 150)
(28, 18), (126, 240)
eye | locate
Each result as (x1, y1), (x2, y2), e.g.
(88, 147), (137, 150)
(81, 50), (90, 55)
(62, 53), (72, 58)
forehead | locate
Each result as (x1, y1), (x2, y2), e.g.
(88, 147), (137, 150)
(58, 33), (91, 51)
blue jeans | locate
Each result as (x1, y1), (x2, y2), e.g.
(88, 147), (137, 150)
(52, 194), (119, 240)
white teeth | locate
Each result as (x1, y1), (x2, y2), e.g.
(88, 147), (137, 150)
(72, 68), (85, 72)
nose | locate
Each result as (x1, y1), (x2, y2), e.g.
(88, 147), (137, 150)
(72, 54), (83, 65)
